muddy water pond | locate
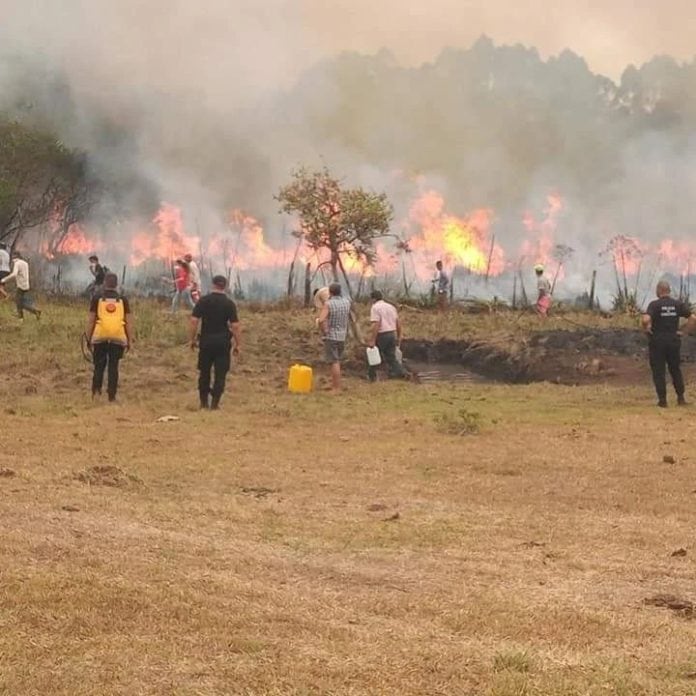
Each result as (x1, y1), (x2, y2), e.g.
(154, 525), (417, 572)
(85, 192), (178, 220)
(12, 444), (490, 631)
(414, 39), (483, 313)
(407, 362), (487, 384)
(402, 329), (696, 386)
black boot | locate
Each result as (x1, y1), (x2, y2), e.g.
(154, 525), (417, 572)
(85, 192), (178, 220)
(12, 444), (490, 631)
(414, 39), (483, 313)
(658, 399), (668, 408)
(677, 395), (687, 406)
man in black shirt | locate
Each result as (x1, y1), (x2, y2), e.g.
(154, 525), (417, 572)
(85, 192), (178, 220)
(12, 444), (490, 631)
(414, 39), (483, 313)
(189, 275), (241, 410)
(642, 281), (696, 407)
(88, 255), (106, 298)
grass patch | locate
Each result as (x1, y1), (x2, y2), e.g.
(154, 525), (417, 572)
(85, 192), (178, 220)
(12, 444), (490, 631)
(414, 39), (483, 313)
(434, 406), (482, 435)
(1, 299), (695, 694)
(493, 649), (534, 674)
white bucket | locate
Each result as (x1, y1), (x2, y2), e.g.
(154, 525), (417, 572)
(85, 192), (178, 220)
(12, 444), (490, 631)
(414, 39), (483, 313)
(395, 346), (403, 364)
(366, 346), (382, 366)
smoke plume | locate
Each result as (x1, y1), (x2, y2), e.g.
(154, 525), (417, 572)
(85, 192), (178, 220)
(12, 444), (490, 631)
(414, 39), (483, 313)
(2, 1), (696, 300)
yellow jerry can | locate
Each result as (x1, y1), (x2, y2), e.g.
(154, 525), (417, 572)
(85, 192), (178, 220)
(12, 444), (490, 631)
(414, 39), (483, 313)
(288, 364), (313, 394)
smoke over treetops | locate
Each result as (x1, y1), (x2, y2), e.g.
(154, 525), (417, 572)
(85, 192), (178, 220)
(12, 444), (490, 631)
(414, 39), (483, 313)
(1, 3), (696, 297)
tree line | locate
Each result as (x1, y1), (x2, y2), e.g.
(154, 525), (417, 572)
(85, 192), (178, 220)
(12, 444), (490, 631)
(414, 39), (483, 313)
(4, 37), (696, 252)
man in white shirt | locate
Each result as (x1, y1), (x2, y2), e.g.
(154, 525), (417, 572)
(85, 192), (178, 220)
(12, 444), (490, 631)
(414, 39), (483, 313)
(313, 286), (330, 311)
(184, 253), (201, 303)
(367, 290), (406, 382)
(0, 243), (10, 299)
(1, 252), (42, 319)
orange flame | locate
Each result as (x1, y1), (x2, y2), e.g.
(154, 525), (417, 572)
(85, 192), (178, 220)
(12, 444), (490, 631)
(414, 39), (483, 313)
(130, 203), (200, 266)
(521, 193), (563, 266)
(404, 190), (504, 278)
(657, 240), (696, 276)
(48, 224), (102, 257)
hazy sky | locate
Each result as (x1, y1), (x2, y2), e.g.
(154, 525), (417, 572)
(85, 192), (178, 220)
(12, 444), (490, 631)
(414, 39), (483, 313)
(0, 0), (692, 98)
(302, 0), (694, 78)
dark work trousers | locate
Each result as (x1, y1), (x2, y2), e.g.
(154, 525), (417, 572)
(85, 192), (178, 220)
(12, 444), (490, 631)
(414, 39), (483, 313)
(368, 331), (405, 382)
(198, 337), (231, 407)
(92, 342), (125, 400)
(649, 335), (684, 402)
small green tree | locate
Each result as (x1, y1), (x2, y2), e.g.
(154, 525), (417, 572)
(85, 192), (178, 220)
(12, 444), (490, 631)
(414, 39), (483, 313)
(0, 118), (86, 246)
(276, 167), (393, 294)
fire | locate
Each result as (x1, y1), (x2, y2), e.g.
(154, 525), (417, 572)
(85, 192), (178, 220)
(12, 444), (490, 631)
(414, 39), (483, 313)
(220, 210), (288, 270)
(131, 203), (200, 266)
(128, 205), (291, 273)
(49, 224), (102, 257)
(604, 235), (645, 279)
(49, 189), (696, 296)
(404, 190), (505, 278)
(521, 193), (563, 266)
(657, 240), (696, 276)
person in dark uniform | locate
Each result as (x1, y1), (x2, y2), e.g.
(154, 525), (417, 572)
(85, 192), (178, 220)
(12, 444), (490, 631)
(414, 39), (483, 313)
(189, 275), (241, 410)
(88, 255), (106, 298)
(642, 281), (696, 407)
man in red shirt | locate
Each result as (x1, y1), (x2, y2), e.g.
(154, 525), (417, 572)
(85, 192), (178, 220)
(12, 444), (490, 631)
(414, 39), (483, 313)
(170, 259), (193, 313)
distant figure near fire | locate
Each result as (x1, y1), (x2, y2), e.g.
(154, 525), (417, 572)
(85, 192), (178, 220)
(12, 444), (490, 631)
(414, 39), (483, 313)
(535, 264), (552, 317)
(313, 286), (330, 312)
(88, 255), (106, 298)
(184, 253), (201, 303)
(169, 259), (194, 313)
(189, 275), (241, 410)
(432, 261), (449, 311)
(1, 251), (42, 320)
(86, 272), (133, 402)
(642, 280), (696, 408)
(312, 286), (330, 327)
(0, 242), (10, 299)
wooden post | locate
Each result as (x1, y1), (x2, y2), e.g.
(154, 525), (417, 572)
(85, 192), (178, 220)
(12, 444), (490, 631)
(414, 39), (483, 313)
(401, 258), (410, 298)
(512, 275), (517, 310)
(304, 262), (311, 308)
(518, 270), (529, 307)
(588, 269), (597, 310)
(121, 264), (127, 287)
(337, 255), (355, 300)
(551, 263), (562, 295)
(356, 269), (366, 300)
(485, 234), (496, 283)
(287, 259), (295, 299)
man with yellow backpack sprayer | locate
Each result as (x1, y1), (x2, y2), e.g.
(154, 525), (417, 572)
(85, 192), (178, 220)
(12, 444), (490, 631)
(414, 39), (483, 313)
(86, 273), (133, 402)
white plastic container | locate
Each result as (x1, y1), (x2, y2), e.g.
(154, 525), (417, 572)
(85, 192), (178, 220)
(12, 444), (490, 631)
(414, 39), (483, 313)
(395, 346), (403, 364)
(366, 346), (382, 366)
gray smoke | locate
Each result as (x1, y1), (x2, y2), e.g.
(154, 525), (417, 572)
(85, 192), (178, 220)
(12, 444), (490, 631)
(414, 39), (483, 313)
(1, 1), (696, 302)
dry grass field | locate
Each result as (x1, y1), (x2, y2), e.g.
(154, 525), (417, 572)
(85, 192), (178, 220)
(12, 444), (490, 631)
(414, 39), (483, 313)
(1, 298), (695, 695)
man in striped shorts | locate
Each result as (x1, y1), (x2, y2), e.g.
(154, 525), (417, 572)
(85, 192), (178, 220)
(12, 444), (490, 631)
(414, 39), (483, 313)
(319, 282), (351, 392)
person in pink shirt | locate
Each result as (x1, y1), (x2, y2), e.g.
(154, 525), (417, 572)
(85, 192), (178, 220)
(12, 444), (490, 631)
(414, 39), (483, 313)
(367, 290), (406, 382)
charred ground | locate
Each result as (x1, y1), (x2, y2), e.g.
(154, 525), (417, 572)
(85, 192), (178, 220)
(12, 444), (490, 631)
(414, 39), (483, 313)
(403, 324), (696, 385)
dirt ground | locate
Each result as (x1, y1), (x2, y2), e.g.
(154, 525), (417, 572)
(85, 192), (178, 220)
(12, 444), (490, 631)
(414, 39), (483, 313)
(2, 299), (696, 695)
